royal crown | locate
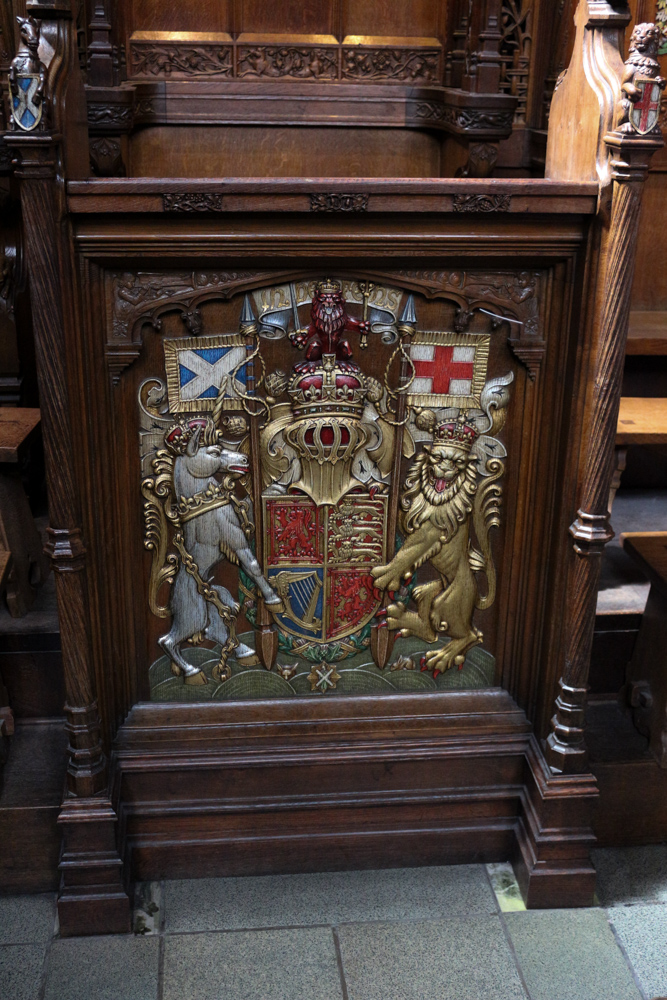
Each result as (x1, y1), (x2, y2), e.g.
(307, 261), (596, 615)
(316, 277), (342, 295)
(434, 413), (479, 454)
(285, 354), (371, 505)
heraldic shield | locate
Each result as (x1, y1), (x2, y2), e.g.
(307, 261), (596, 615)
(264, 491), (388, 652)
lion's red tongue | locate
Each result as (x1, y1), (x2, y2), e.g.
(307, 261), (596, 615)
(435, 478), (446, 493)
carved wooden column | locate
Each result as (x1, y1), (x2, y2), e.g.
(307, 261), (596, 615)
(546, 131), (662, 773)
(5, 1), (130, 934)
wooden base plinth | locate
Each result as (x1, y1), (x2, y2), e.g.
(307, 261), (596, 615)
(514, 736), (598, 908)
(57, 796), (131, 936)
(53, 691), (600, 933)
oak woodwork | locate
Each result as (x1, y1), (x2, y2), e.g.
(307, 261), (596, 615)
(616, 396), (667, 443)
(622, 532), (667, 767)
(626, 310), (667, 354)
(0, 0), (660, 927)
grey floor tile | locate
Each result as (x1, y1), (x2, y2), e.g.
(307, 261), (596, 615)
(0, 894), (56, 944)
(337, 917), (527, 1000)
(163, 865), (495, 932)
(593, 844), (667, 905)
(0, 944), (46, 1000)
(504, 909), (642, 1000)
(609, 903), (667, 1000)
(163, 927), (343, 1000)
(44, 934), (159, 1000)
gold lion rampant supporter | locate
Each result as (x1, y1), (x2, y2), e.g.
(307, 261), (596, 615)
(371, 373), (513, 676)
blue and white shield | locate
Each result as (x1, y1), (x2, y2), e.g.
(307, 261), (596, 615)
(12, 75), (43, 132)
(164, 336), (248, 413)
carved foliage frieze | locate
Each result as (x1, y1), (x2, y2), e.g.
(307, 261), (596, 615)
(163, 194), (225, 213)
(126, 38), (442, 85)
(87, 104), (134, 130)
(131, 42), (233, 77)
(342, 47), (440, 83)
(453, 194), (512, 213)
(237, 46), (338, 80)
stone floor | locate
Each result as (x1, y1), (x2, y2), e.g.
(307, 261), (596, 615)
(2, 847), (667, 1000)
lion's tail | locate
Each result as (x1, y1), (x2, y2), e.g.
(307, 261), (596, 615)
(472, 458), (504, 611)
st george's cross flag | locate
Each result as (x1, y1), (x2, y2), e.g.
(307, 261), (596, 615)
(407, 332), (490, 408)
(164, 336), (247, 413)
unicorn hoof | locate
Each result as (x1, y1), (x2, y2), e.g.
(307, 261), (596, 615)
(184, 670), (208, 686)
(236, 651), (259, 666)
(170, 662), (183, 677)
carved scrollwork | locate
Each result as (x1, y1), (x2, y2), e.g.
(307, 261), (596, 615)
(391, 269), (541, 339)
(87, 104), (134, 128)
(163, 194), (225, 213)
(453, 194), (512, 213)
(110, 270), (261, 343)
(130, 42), (233, 77)
(442, 107), (515, 131)
(310, 194), (369, 213)
(237, 46), (337, 79)
(342, 47), (440, 83)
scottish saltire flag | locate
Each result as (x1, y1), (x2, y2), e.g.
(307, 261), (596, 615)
(164, 336), (247, 413)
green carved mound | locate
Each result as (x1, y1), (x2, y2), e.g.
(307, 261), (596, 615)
(149, 632), (495, 702)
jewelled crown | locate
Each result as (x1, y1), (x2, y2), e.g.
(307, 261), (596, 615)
(434, 413), (479, 454)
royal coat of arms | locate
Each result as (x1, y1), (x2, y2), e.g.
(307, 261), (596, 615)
(139, 277), (514, 698)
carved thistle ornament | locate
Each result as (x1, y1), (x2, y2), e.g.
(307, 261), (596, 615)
(136, 277), (517, 701)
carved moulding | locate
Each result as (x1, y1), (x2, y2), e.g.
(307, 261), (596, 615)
(310, 193), (369, 213)
(453, 194), (512, 212)
(163, 194), (225, 213)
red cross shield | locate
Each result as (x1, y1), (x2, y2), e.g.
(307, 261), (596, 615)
(631, 77), (662, 136)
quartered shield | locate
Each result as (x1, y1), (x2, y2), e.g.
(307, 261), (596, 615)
(12, 74), (43, 132)
(631, 77), (662, 135)
(263, 490), (388, 648)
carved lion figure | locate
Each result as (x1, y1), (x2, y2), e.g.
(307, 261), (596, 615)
(617, 22), (666, 133)
(371, 374), (513, 675)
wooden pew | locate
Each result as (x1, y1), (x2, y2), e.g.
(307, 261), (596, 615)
(0, 409), (48, 616)
(621, 532), (667, 768)
(610, 398), (667, 510)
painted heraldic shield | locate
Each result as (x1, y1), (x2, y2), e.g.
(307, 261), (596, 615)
(263, 491), (388, 647)
(12, 75), (43, 132)
(631, 77), (662, 135)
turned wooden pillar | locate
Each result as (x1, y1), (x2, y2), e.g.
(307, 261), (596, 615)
(546, 134), (663, 772)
